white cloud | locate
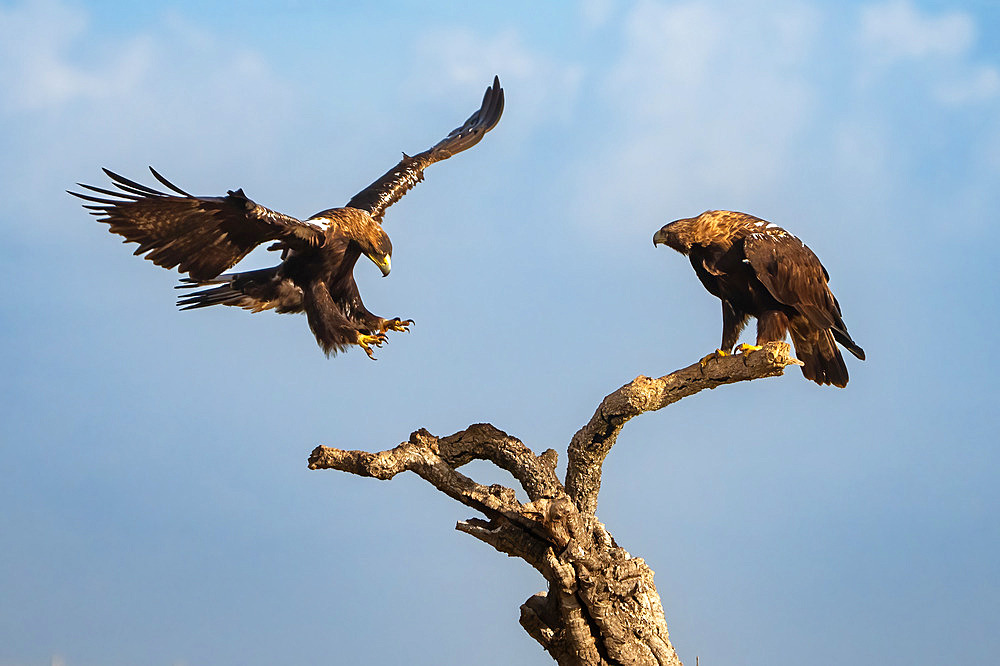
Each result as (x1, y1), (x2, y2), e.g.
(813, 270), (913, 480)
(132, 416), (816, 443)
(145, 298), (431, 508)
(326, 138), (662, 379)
(860, 0), (974, 63)
(579, 0), (617, 30)
(857, 0), (1000, 106)
(0, 0), (291, 129)
(576, 0), (822, 237)
(410, 26), (583, 131)
(569, 0), (1000, 245)
(934, 64), (1000, 106)
(0, 0), (151, 111)
(0, 0), (298, 221)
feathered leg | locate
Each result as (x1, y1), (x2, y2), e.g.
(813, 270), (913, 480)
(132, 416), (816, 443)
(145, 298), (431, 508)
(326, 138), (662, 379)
(756, 310), (789, 345)
(702, 300), (749, 368)
(304, 280), (385, 358)
(721, 300), (749, 352)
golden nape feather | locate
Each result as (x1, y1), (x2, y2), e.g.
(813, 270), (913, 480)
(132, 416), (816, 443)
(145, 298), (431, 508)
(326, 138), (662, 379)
(654, 210), (864, 387)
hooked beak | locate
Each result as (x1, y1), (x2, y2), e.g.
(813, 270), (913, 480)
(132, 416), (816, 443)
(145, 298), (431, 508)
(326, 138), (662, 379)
(367, 253), (391, 277)
(652, 229), (668, 247)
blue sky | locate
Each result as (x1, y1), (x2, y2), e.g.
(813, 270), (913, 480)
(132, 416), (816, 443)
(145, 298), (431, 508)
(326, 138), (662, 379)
(2, 0), (998, 664)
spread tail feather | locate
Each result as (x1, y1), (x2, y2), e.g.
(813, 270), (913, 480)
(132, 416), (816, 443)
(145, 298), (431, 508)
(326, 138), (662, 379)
(176, 267), (301, 314)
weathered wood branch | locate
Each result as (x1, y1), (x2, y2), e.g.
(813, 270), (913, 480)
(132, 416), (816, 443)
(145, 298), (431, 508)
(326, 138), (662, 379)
(565, 342), (801, 514)
(308, 343), (799, 665)
(308, 426), (544, 541)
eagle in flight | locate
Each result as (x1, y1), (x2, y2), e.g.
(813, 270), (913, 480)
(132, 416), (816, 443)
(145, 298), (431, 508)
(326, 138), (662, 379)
(71, 76), (504, 359)
(653, 210), (864, 387)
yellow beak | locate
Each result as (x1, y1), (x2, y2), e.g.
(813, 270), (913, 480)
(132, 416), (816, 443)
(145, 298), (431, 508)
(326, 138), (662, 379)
(367, 253), (391, 277)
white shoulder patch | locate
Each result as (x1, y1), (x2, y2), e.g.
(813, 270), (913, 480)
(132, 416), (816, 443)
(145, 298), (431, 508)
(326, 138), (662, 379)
(302, 216), (332, 230)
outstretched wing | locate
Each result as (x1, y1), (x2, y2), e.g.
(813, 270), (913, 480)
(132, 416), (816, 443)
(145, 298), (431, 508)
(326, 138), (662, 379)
(743, 231), (845, 335)
(70, 168), (327, 280)
(343, 75), (504, 224)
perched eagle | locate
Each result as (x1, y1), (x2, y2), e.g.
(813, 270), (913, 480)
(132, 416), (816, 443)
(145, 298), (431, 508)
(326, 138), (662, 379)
(70, 76), (504, 359)
(653, 210), (864, 387)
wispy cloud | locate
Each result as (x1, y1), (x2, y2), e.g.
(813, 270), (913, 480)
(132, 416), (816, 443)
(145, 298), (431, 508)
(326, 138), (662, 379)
(934, 65), (1000, 105)
(0, 0), (296, 225)
(411, 26), (584, 132)
(575, 0), (822, 239)
(860, 0), (974, 63)
(569, 0), (1000, 244)
(0, 0), (150, 112)
(858, 0), (999, 106)
(579, 0), (618, 30)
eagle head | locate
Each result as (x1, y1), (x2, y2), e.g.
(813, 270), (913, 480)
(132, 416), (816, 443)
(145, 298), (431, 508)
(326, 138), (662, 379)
(654, 211), (733, 254)
(362, 227), (393, 277)
(653, 218), (695, 254)
(334, 207), (392, 277)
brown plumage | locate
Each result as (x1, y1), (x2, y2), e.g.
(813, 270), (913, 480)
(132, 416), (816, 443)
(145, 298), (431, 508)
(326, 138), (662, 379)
(70, 76), (504, 359)
(653, 210), (864, 387)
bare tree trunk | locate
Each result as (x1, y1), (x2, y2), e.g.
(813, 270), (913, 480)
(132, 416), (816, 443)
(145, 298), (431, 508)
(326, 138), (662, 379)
(309, 343), (802, 665)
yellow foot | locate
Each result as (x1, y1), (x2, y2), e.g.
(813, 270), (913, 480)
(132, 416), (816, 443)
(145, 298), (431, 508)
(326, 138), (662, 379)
(357, 332), (388, 360)
(699, 349), (729, 370)
(735, 343), (763, 354)
(380, 317), (414, 334)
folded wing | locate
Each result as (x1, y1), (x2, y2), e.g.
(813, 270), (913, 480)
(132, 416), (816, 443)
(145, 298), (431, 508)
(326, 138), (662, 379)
(744, 231), (864, 360)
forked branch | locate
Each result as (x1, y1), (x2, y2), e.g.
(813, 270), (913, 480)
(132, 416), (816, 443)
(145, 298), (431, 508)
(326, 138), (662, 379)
(308, 343), (800, 665)
(565, 342), (800, 514)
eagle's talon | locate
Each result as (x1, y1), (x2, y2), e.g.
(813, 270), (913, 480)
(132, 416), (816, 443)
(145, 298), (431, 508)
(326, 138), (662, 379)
(382, 317), (414, 333)
(698, 349), (729, 371)
(736, 343), (763, 354)
(357, 332), (388, 359)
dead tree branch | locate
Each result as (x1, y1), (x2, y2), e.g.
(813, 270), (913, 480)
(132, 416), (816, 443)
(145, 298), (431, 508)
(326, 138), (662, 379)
(308, 342), (801, 665)
(565, 342), (801, 514)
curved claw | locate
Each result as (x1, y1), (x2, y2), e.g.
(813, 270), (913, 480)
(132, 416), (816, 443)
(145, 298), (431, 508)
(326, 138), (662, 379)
(357, 332), (389, 360)
(381, 317), (414, 334)
(698, 349), (730, 372)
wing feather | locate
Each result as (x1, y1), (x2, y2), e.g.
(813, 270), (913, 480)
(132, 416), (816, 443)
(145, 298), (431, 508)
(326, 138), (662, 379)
(743, 232), (840, 331)
(343, 75), (504, 223)
(148, 166), (196, 197)
(743, 231), (865, 360)
(69, 168), (326, 280)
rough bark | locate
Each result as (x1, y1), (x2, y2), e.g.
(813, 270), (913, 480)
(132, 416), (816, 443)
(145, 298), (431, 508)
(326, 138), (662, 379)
(308, 342), (801, 665)
(565, 341), (801, 515)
